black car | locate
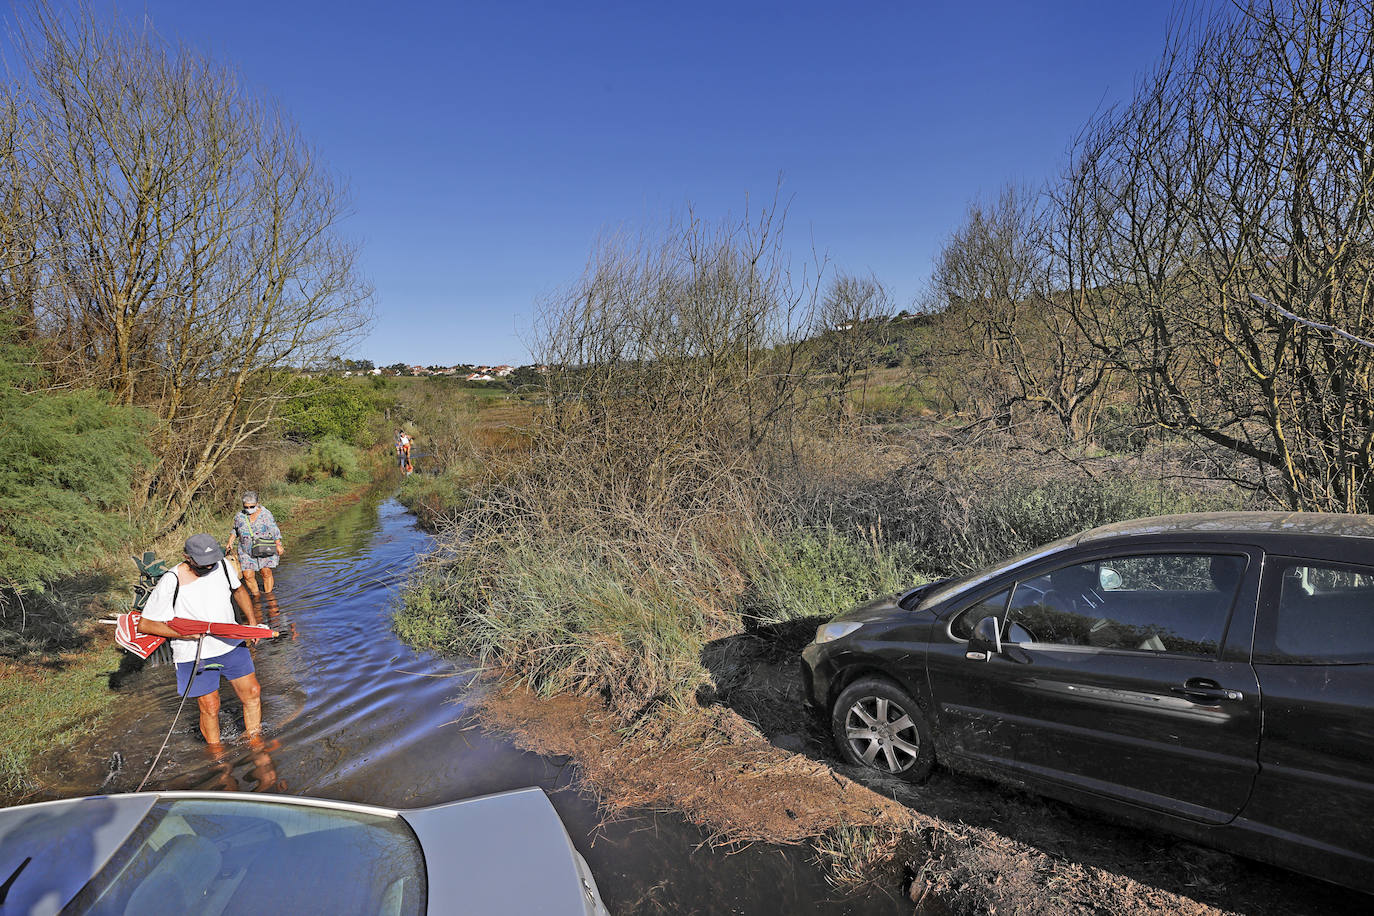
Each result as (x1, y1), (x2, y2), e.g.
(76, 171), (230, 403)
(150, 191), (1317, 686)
(801, 511), (1374, 893)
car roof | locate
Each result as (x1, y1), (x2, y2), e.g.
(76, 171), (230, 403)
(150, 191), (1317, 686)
(1075, 511), (1374, 545)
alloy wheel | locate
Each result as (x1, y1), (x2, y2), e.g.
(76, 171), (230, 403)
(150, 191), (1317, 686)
(843, 695), (921, 774)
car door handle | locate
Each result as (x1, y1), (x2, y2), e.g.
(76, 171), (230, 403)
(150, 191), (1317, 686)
(1170, 683), (1244, 702)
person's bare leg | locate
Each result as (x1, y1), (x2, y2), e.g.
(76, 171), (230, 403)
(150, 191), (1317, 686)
(197, 692), (222, 745)
(242, 568), (260, 598)
(230, 672), (263, 738)
(261, 567), (274, 594)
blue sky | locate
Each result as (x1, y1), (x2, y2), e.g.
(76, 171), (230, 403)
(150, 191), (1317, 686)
(64, 2), (1177, 365)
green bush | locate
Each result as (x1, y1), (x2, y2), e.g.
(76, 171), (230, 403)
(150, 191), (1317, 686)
(0, 324), (150, 593)
(399, 532), (734, 714)
(822, 459), (1242, 578)
(276, 376), (386, 446)
(740, 527), (924, 626)
(398, 523), (925, 714)
(286, 436), (360, 482)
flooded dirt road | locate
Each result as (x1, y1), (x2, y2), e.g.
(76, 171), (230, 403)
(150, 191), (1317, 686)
(45, 494), (911, 915)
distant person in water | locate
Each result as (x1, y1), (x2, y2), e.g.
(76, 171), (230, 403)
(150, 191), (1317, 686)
(137, 534), (263, 746)
(399, 432), (412, 466)
(229, 491), (283, 598)
(395, 429), (405, 466)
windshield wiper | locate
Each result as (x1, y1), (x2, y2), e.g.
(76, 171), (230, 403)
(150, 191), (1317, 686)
(0, 856), (33, 905)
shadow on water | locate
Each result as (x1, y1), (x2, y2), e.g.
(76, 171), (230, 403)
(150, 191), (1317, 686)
(42, 495), (909, 915)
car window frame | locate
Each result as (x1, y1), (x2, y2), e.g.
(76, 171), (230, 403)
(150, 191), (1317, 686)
(941, 544), (1260, 662)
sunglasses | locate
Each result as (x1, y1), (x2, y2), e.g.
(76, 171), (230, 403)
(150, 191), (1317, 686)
(243, 503), (258, 509)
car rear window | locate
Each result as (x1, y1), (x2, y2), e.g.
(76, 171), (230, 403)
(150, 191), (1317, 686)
(1256, 560), (1374, 664)
(69, 798), (426, 915)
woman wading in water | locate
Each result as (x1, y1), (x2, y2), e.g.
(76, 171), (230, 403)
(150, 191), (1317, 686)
(229, 491), (284, 598)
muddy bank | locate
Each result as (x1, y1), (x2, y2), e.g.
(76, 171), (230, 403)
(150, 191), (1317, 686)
(469, 619), (1369, 915)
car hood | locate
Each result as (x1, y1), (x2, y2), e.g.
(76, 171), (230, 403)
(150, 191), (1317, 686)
(834, 591), (908, 625)
(401, 787), (602, 915)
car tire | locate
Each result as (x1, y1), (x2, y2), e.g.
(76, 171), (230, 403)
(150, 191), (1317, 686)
(830, 677), (935, 782)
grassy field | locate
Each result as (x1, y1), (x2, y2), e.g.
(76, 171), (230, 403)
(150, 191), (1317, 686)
(0, 647), (125, 797)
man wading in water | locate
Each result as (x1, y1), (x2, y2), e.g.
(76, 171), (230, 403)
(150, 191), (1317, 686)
(137, 534), (265, 746)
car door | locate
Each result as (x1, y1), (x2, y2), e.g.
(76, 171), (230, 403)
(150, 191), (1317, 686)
(1241, 556), (1374, 875)
(926, 546), (1262, 824)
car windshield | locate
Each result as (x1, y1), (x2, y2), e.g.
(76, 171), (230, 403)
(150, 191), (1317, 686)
(66, 798), (426, 916)
(917, 532), (1080, 613)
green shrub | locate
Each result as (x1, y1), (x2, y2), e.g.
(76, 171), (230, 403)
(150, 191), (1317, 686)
(286, 436), (360, 482)
(821, 458), (1243, 578)
(396, 472), (474, 530)
(740, 527), (924, 626)
(398, 522), (926, 715)
(399, 531), (734, 715)
(276, 376), (385, 446)
(0, 324), (150, 593)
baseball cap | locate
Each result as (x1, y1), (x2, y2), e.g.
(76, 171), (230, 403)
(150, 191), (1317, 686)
(185, 533), (224, 566)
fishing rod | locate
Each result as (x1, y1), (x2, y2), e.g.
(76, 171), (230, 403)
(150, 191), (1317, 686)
(137, 636), (215, 792)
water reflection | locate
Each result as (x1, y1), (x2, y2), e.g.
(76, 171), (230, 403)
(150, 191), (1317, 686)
(250, 592), (296, 642)
(205, 738), (284, 794)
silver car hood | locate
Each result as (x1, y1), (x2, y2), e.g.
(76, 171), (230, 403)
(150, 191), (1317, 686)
(400, 786), (604, 916)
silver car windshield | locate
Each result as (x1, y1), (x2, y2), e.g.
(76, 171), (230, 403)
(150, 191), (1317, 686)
(917, 533), (1080, 612)
(69, 798), (426, 915)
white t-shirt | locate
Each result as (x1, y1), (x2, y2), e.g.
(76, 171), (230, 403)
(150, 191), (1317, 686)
(141, 560), (244, 664)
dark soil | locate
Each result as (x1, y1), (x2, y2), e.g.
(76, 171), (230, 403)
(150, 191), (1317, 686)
(474, 618), (1369, 916)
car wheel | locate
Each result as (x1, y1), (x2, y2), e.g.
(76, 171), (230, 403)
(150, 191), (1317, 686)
(830, 677), (934, 782)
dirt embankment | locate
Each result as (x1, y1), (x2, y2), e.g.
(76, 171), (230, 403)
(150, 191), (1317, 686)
(472, 620), (1366, 916)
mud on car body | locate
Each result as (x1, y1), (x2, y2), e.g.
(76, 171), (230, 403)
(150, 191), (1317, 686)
(801, 511), (1374, 894)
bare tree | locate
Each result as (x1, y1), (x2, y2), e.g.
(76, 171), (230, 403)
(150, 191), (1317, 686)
(528, 200), (818, 541)
(932, 183), (1115, 440)
(3, 2), (372, 530)
(813, 271), (892, 419)
(1060, 0), (1374, 511)
(0, 87), (39, 336)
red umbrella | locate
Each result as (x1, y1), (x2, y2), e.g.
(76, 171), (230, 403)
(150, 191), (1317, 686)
(168, 617), (278, 640)
(114, 612), (277, 659)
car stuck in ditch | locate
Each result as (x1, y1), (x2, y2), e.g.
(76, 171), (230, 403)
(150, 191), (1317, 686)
(802, 511), (1374, 894)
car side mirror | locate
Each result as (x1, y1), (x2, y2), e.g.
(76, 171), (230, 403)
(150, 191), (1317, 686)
(966, 616), (1002, 661)
(1099, 567), (1122, 590)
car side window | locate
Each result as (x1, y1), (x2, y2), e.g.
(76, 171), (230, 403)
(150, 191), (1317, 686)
(1003, 553), (1243, 656)
(949, 588), (1011, 640)
(1255, 560), (1374, 664)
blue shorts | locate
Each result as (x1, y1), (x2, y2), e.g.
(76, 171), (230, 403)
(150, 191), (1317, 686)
(175, 645), (255, 698)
